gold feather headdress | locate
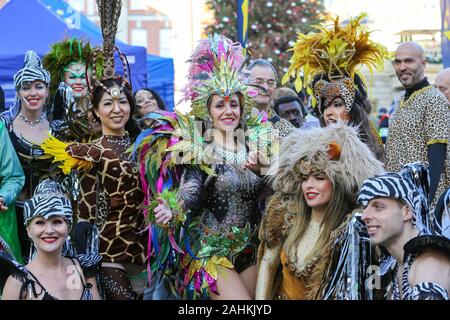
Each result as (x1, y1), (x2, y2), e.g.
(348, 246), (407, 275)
(282, 13), (390, 114)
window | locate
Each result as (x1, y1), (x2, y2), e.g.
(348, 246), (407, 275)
(159, 28), (172, 57)
(131, 28), (148, 48)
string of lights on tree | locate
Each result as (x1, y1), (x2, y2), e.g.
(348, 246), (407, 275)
(205, 0), (325, 81)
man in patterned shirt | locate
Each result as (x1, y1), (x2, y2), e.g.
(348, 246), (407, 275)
(358, 164), (450, 300)
(385, 42), (450, 206)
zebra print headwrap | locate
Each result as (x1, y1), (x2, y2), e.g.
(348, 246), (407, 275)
(13, 51), (51, 89)
(24, 179), (73, 228)
(357, 163), (432, 234)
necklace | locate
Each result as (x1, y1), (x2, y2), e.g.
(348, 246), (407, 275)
(19, 112), (46, 128)
(213, 143), (247, 164)
(104, 134), (132, 161)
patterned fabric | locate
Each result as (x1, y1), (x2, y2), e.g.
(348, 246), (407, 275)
(313, 78), (355, 114)
(267, 108), (295, 140)
(385, 85), (450, 205)
(23, 179), (73, 227)
(390, 252), (449, 300)
(0, 236), (13, 257)
(433, 186), (450, 238)
(411, 282), (449, 300)
(357, 169), (422, 227)
(13, 51), (50, 89)
(179, 165), (263, 233)
(71, 136), (147, 265)
(381, 234), (450, 300)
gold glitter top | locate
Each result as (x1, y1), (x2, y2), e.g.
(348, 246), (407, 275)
(296, 219), (322, 271)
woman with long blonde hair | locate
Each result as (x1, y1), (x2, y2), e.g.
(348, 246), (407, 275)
(256, 123), (384, 299)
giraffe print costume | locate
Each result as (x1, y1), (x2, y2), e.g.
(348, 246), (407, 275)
(68, 135), (147, 265)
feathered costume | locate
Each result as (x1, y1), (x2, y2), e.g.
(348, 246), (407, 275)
(282, 12), (388, 163)
(282, 12), (389, 109)
(43, 37), (103, 141)
(132, 34), (274, 299)
(256, 123), (385, 300)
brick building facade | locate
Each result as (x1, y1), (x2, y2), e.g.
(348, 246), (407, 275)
(68, 0), (171, 56)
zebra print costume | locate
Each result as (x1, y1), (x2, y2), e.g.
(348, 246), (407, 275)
(0, 180), (102, 294)
(389, 235), (450, 300)
(357, 163), (450, 300)
(357, 162), (431, 234)
(433, 187), (450, 239)
(13, 51), (50, 89)
(23, 178), (72, 227)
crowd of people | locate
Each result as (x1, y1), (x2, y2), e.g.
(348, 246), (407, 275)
(0, 2), (449, 301)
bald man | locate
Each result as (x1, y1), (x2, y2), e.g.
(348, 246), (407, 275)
(435, 68), (450, 103)
(385, 42), (450, 207)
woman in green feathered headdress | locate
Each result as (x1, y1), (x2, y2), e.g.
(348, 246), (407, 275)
(43, 37), (103, 139)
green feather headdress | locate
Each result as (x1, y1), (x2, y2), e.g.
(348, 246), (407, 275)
(189, 59), (256, 120)
(43, 37), (103, 99)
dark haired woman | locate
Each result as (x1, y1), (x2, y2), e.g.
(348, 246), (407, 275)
(282, 13), (389, 165)
(41, 78), (146, 300)
(1, 50), (65, 262)
(133, 88), (167, 129)
(312, 74), (386, 163)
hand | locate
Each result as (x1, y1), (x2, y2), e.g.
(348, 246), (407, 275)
(242, 151), (269, 174)
(0, 197), (8, 212)
(154, 197), (173, 226)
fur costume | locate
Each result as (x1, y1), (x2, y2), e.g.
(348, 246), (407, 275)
(256, 123), (384, 300)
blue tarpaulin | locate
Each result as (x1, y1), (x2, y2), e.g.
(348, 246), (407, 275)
(147, 54), (174, 110)
(42, 0), (174, 110)
(0, 0), (150, 107)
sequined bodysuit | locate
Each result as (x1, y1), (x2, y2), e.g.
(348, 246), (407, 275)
(178, 163), (264, 272)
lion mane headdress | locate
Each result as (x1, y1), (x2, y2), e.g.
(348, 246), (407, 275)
(270, 122), (384, 200)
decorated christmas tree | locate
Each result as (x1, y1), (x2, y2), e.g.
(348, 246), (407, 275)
(205, 0), (325, 80)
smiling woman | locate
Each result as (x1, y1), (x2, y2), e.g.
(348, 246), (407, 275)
(0, 50), (68, 263)
(40, 78), (146, 300)
(132, 34), (274, 301)
(256, 123), (385, 300)
(1, 179), (101, 300)
(43, 37), (102, 141)
(313, 73), (386, 163)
